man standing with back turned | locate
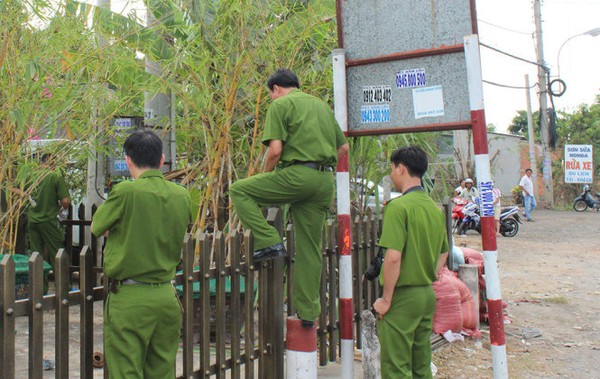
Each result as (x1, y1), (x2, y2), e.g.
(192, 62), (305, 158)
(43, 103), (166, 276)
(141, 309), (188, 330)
(28, 153), (70, 269)
(373, 146), (448, 378)
(91, 129), (191, 378)
(230, 69), (349, 327)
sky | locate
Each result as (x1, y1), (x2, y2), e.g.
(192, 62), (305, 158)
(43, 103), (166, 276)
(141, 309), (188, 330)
(476, 0), (600, 132)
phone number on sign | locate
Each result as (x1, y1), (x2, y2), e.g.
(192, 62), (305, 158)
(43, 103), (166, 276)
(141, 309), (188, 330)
(361, 105), (390, 124)
(363, 86), (392, 103)
(396, 68), (426, 89)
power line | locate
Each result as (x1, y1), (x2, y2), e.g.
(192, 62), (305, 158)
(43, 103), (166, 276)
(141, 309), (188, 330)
(478, 19), (532, 36)
(544, 0), (600, 5)
(480, 41), (549, 72)
(483, 80), (538, 90)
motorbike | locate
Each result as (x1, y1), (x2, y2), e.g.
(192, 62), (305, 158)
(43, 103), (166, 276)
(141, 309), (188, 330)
(451, 197), (469, 234)
(499, 205), (522, 237)
(573, 185), (600, 212)
(456, 200), (480, 235)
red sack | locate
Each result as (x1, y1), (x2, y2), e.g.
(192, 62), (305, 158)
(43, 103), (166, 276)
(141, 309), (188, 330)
(461, 247), (483, 268)
(432, 268), (462, 334)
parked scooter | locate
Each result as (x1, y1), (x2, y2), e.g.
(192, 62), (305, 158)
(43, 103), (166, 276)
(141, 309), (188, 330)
(456, 200), (480, 235)
(451, 197), (469, 234)
(573, 185), (600, 212)
(499, 205), (522, 237)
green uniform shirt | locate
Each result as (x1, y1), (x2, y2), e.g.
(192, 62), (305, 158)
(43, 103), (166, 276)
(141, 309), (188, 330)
(262, 89), (347, 166)
(91, 170), (192, 283)
(378, 191), (448, 287)
(29, 170), (70, 223)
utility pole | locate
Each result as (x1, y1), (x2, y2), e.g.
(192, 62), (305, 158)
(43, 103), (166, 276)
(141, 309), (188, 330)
(525, 75), (537, 181)
(533, 0), (554, 207)
(85, 0), (109, 253)
(145, 8), (174, 172)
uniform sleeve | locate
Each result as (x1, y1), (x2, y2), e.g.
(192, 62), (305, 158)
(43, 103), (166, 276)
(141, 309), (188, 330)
(518, 176), (525, 187)
(261, 102), (288, 145)
(91, 185), (125, 237)
(378, 203), (407, 253)
(55, 171), (70, 200)
(186, 191), (193, 225)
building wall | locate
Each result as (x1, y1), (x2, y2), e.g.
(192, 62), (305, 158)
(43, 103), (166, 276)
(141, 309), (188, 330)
(453, 131), (525, 197)
(487, 132), (528, 196)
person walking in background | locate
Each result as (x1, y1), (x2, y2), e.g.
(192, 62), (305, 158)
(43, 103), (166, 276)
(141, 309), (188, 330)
(492, 182), (502, 236)
(28, 153), (70, 269)
(229, 68), (349, 327)
(519, 168), (536, 221)
(373, 146), (449, 378)
(91, 130), (192, 378)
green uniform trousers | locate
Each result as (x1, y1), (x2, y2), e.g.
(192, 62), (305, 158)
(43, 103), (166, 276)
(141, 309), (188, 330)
(229, 165), (334, 320)
(28, 219), (65, 269)
(104, 284), (182, 379)
(378, 285), (436, 379)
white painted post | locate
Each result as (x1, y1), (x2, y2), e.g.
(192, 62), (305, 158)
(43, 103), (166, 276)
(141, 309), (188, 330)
(464, 34), (508, 379)
(333, 48), (354, 379)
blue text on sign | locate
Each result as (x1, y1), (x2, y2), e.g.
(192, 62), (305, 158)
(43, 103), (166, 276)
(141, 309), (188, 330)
(479, 180), (495, 218)
(114, 160), (128, 172)
(396, 68), (426, 89)
(361, 105), (390, 124)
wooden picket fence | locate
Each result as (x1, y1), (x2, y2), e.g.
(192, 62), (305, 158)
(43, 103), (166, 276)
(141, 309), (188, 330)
(0, 203), (451, 378)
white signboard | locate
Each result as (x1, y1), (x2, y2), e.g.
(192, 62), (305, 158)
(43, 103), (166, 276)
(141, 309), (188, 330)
(564, 144), (593, 183)
(412, 85), (445, 119)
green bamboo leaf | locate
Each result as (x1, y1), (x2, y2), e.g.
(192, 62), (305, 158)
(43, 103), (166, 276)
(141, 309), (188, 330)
(9, 108), (26, 129)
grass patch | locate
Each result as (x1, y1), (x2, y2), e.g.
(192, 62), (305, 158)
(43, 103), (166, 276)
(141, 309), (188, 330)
(543, 296), (568, 304)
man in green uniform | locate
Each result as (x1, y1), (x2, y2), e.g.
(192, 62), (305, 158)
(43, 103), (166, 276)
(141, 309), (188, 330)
(91, 129), (191, 379)
(28, 153), (70, 268)
(230, 69), (349, 326)
(373, 146), (449, 378)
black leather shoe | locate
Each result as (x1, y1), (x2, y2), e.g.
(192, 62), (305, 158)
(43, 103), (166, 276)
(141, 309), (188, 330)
(253, 242), (287, 263)
(297, 314), (315, 328)
(300, 318), (315, 328)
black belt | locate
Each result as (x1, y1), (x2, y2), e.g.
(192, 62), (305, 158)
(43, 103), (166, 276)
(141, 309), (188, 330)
(295, 162), (334, 172)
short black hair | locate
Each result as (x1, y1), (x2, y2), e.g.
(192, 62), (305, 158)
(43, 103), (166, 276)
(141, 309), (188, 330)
(390, 146), (428, 178)
(525, 168), (532, 173)
(267, 69), (300, 91)
(123, 129), (163, 169)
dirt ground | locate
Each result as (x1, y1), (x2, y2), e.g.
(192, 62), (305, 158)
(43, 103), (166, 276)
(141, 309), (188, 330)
(432, 208), (600, 378)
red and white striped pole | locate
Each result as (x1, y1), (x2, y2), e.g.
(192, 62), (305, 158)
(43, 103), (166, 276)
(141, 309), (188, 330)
(333, 48), (354, 378)
(464, 34), (508, 378)
(286, 317), (317, 378)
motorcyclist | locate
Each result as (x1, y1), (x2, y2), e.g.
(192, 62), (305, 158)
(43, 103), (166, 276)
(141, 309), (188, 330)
(452, 179), (466, 198)
(459, 178), (479, 202)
